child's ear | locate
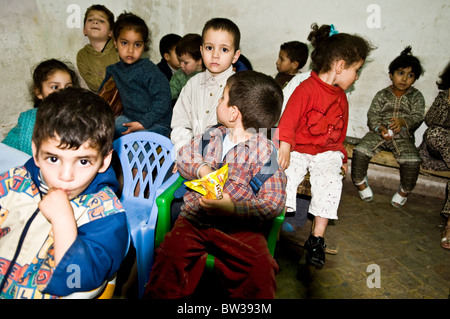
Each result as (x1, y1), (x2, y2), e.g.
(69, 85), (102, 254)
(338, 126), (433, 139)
(229, 105), (240, 122)
(232, 49), (241, 64)
(98, 151), (113, 174)
(292, 61), (299, 71)
(31, 141), (40, 168)
(335, 59), (346, 74)
(163, 52), (171, 62)
(34, 88), (43, 101)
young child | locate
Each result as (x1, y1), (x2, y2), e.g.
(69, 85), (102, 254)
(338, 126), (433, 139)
(76, 4), (119, 92)
(275, 41), (309, 88)
(170, 18), (241, 153)
(351, 46), (425, 208)
(169, 33), (203, 102)
(2, 59), (79, 156)
(145, 70), (286, 299)
(99, 12), (172, 139)
(0, 87), (129, 299)
(156, 33), (181, 81)
(277, 23), (374, 269)
(417, 62), (450, 249)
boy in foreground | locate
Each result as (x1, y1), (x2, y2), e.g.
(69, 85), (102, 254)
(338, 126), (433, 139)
(0, 88), (129, 299)
(145, 71), (286, 299)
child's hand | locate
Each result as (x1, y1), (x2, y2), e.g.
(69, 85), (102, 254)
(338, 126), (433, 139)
(389, 118), (406, 134)
(341, 163), (348, 174)
(122, 121), (145, 135)
(39, 188), (77, 265)
(39, 188), (73, 224)
(172, 163), (178, 173)
(379, 126), (393, 141)
(278, 141), (291, 170)
(199, 192), (234, 216)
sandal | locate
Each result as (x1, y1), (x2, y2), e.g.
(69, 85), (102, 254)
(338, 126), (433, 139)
(356, 176), (373, 202)
(441, 226), (450, 250)
(391, 189), (407, 208)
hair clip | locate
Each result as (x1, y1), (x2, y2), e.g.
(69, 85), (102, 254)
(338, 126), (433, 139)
(329, 24), (339, 37)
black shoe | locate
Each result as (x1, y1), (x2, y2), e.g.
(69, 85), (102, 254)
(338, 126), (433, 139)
(304, 234), (326, 270)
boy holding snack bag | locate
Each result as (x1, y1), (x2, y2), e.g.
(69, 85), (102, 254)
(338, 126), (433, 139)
(145, 70), (286, 299)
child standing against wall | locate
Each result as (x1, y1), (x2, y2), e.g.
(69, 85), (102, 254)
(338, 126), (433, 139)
(2, 59), (79, 156)
(169, 33), (203, 102)
(76, 4), (119, 92)
(275, 41), (309, 89)
(351, 46), (425, 208)
(99, 12), (172, 139)
(170, 18), (241, 153)
(277, 23), (374, 269)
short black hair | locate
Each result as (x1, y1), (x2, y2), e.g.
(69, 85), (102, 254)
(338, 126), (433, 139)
(280, 41), (309, 70)
(388, 46), (424, 80)
(227, 70), (283, 130)
(202, 18), (240, 51)
(33, 87), (115, 159)
(159, 33), (181, 57)
(113, 12), (151, 52)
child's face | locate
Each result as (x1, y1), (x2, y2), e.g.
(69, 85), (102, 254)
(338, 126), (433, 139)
(201, 29), (240, 76)
(276, 49), (298, 74)
(389, 67), (416, 95)
(165, 47), (181, 70)
(178, 53), (202, 75)
(32, 136), (111, 200)
(115, 29), (145, 64)
(36, 70), (73, 100)
(83, 10), (112, 41)
(334, 59), (364, 91)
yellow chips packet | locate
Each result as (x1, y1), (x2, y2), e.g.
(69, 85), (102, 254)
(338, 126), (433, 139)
(184, 164), (228, 199)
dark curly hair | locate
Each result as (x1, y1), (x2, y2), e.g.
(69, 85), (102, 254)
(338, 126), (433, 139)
(33, 87), (115, 159)
(307, 23), (375, 74)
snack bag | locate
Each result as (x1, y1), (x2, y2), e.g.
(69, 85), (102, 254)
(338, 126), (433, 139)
(184, 164), (228, 199)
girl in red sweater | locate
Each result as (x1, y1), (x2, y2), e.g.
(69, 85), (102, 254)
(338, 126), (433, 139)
(277, 23), (374, 269)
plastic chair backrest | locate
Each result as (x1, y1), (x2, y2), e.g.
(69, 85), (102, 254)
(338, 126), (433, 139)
(113, 131), (176, 298)
(114, 132), (175, 204)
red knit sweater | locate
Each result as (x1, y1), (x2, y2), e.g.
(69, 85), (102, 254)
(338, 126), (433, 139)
(278, 71), (348, 162)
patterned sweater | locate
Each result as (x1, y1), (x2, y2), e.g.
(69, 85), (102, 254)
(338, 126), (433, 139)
(0, 160), (129, 299)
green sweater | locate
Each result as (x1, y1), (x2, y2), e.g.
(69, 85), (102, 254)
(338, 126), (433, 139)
(2, 108), (37, 156)
(76, 39), (119, 92)
(170, 69), (202, 100)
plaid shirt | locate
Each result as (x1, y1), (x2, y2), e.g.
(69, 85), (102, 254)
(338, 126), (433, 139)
(177, 125), (286, 229)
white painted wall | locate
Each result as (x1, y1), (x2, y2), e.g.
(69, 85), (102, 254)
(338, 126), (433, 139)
(1, 0), (449, 146)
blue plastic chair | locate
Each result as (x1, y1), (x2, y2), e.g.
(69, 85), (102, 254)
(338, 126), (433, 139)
(113, 131), (180, 298)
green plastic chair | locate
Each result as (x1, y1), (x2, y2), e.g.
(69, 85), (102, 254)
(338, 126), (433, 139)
(154, 177), (285, 271)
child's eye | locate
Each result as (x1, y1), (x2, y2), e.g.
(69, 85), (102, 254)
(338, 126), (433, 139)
(408, 73), (415, 78)
(47, 156), (59, 163)
(121, 41), (128, 46)
(221, 48), (229, 53)
(135, 43), (142, 48)
(50, 85), (59, 90)
(205, 46), (213, 51)
(79, 159), (90, 166)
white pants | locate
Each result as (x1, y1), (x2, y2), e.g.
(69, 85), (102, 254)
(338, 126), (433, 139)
(285, 151), (344, 220)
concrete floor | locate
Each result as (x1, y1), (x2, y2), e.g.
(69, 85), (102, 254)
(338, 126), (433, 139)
(275, 177), (449, 299)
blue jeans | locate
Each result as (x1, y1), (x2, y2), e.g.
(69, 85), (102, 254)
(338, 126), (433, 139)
(114, 115), (171, 139)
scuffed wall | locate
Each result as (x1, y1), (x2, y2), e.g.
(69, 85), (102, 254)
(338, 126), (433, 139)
(1, 0), (449, 145)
